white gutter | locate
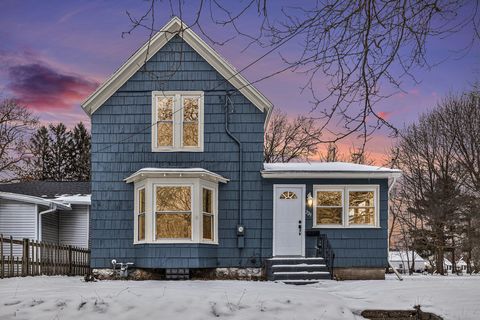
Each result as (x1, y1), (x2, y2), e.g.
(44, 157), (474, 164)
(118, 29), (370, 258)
(387, 175), (403, 281)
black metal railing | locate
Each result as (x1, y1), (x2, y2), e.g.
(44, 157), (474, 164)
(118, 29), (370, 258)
(305, 230), (335, 279)
(317, 234), (335, 279)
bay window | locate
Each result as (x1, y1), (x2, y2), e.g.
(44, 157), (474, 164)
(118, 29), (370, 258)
(127, 168), (227, 244)
(313, 185), (379, 228)
(152, 91), (204, 152)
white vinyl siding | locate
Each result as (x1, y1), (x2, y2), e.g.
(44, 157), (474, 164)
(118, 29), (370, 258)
(59, 205), (89, 248)
(0, 199), (37, 256)
(41, 211), (59, 244)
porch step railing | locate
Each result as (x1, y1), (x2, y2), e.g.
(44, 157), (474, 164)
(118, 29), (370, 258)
(306, 230), (335, 279)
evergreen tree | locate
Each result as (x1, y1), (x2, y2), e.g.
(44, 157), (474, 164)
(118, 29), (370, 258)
(69, 122), (91, 181)
(29, 126), (52, 180)
(47, 123), (72, 181)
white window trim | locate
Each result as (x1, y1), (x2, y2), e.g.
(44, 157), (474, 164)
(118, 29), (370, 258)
(200, 185), (217, 243)
(313, 185), (380, 228)
(133, 177), (218, 244)
(312, 187), (345, 228)
(134, 184), (146, 243)
(151, 91), (204, 152)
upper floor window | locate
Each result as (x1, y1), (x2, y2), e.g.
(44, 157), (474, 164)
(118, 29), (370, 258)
(313, 185), (379, 228)
(152, 91), (204, 152)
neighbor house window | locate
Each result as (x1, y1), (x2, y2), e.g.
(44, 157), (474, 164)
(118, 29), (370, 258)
(313, 185), (379, 228)
(155, 186), (192, 239)
(137, 187), (146, 241)
(202, 188), (215, 241)
(152, 91), (204, 152)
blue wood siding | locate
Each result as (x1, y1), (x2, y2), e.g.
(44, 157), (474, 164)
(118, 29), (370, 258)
(262, 178), (389, 268)
(90, 36), (266, 268)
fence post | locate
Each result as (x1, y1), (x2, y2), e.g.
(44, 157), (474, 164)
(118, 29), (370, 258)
(1, 234), (3, 279)
(22, 238), (30, 276)
(9, 236), (13, 277)
(68, 245), (73, 276)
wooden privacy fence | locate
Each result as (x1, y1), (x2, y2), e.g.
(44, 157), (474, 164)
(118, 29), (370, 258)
(0, 234), (90, 278)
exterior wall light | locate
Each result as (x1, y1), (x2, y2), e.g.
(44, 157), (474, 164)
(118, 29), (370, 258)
(307, 192), (313, 207)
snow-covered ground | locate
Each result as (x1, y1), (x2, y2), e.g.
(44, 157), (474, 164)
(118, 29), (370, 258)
(0, 275), (478, 320)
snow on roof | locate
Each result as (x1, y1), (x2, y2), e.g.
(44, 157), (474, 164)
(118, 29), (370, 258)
(389, 251), (425, 262)
(124, 168), (229, 184)
(262, 162), (401, 179)
(54, 194), (91, 205)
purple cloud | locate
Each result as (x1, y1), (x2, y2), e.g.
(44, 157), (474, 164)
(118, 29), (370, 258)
(6, 62), (98, 111)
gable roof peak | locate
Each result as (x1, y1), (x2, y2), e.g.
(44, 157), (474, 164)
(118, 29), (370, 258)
(81, 16), (273, 119)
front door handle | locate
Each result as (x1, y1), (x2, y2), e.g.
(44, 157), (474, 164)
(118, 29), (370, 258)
(298, 220), (302, 235)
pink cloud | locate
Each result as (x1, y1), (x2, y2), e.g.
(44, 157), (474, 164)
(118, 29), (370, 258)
(6, 62), (98, 111)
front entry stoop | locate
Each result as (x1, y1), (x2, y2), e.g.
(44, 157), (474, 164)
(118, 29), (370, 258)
(266, 257), (331, 285)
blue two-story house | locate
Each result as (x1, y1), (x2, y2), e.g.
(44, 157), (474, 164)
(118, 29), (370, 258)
(82, 17), (401, 282)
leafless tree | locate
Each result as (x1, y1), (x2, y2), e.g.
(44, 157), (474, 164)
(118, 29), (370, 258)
(0, 99), (38, 182)
(264, 109), (322, 163)
(435, 88), (480, 273)
(124, 0), (479, 151)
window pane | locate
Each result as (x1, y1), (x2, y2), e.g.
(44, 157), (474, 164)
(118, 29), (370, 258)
(349, 207), (375, 225)
(183, 123), (198, 146)
(157, 97), (173, 120)
(183, 97), (199, 121)
(280, 191), (297, 199)
(139, 189), (145, 213)
(156, 186), (191, 211)
(349, 191), (374, 207)
(157, 122), (173, 146)
(317, 191), (342, 206)
(203, 214), (213, 240)
(156, 213), (191, 239)
(316, 207), (343, 225)
(203, 188), (212, 214)
(138, 213), (145, 241)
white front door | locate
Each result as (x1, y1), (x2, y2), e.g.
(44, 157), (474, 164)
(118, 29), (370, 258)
(273, 185), (305, 256)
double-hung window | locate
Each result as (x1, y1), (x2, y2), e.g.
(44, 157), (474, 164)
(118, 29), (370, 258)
(152, 91), (204, 152)
(313, 185), (379, 228)
(202, 188), (215, 241)
(137, 187), (146, 241)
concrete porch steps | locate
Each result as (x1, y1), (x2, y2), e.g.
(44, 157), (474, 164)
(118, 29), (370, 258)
(266, 257), (332, 284)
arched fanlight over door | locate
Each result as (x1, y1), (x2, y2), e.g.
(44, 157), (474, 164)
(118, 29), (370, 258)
(280, 191), (298, 200)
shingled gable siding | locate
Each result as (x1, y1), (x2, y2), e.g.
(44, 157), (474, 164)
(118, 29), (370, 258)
(90, 36), (266, 269)
(262, 178), (389, 268)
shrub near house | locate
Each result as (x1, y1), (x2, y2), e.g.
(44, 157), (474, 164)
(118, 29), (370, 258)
(82, 17), (401, 281)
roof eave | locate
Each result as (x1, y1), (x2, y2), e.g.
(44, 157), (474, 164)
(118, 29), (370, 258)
(81, 16), (273, 118)
(124, 168), (229, 184)
(260, 171), (402, 179)
(0, 192), (72, 210)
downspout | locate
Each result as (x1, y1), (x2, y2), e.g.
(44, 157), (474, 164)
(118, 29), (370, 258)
(225, 94), (245, 248)
(387, 176), (403, 281)
(38, 205), (59, 243)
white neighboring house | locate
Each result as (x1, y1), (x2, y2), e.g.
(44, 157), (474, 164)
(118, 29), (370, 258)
(0, 181), (90, 254)
(389, 251), (426, 273)
(455, 258), (473, 274)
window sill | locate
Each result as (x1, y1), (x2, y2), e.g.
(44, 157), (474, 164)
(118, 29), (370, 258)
(133, 241), (219, 245)
(311, 225), (381, 229)
(151, 147), (204, 153)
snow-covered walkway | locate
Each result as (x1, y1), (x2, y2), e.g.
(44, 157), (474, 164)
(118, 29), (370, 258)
(0, 275), (478, 319)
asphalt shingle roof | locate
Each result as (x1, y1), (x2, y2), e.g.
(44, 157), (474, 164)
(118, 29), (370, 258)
(0, 181), (91, 198)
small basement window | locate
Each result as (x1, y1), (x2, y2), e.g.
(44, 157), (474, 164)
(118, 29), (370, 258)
(152, 91), (204, 152)
(313, 185), (379, 228)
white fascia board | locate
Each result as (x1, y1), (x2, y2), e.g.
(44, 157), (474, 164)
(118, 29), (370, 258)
(0, 192), (72, 210)
(81, 16), (273, 119)
(124, 168), (229, 184)
(261, 171), (402, 179)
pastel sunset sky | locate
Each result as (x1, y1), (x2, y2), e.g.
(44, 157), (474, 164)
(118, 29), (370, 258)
(1, 1), (479, 163)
